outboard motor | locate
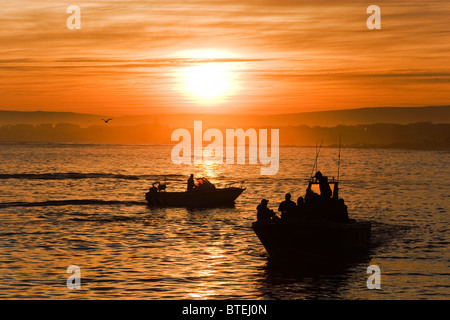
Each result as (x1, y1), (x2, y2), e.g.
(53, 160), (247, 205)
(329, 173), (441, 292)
(157, 182), (166, 192)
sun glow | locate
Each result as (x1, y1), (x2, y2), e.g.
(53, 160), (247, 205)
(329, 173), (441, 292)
(176, 49), (239, 104)
(182, 63), (235, 102)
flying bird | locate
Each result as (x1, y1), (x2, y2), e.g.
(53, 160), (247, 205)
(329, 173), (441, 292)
(102, 118), (113, 123)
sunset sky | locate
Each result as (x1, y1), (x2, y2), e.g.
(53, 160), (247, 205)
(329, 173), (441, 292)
(1, 0), (449, 115)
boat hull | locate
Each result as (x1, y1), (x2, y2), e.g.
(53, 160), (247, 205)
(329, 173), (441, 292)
(252, 220), (371, 263)
(146, 187), (245, 208)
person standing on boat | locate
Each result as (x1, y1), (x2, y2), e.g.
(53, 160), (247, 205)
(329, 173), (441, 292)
(278, 193), (297, 220)
(314, 171), (332, 200)
(187, 174), (195, 191)
(257, 199), (279, 222)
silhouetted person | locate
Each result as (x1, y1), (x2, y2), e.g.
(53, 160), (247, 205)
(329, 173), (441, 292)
(187, 174), (195, 191)
(336, 199), (349, 223)
(257, 199), (279, 222)
(145, 184), (158, 203)
(148, 182), (159, 193)
(304, 192), (324, 221)
(305, 188), (317, 203)
(315, 171), (332, 200)
(156, 182), (166, 192)
(278, 193), (297, 220)
(296, 196), (306, 218)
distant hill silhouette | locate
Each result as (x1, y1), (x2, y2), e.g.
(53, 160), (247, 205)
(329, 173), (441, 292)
(1, 106), (449, 127)
(1, 121), (449, 150)
(0, 110), (102, 126)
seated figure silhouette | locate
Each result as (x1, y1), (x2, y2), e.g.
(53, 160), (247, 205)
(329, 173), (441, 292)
(304, 191), (325, 221)
(148, 184), (158, 193)
(335, 199), (350, 223)
(296, 196), (306, 219)
(278, 193), (297, 220)
(257, 199), (279, 222)
(145, 184), (158, 203)
(305, 187), (318, 203)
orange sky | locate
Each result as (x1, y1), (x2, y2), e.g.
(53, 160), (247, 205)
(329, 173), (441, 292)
(0, 0), (449, 115)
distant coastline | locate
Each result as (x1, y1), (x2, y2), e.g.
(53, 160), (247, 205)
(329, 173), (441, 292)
(1, 106), (449, 150)
(1, 142), (447, 152)
(1, 106), (449, 127)
(0, 122), (448, 151)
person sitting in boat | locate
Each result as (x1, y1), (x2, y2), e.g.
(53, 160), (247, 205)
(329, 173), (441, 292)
(314, 171), (332, 200)
(295, 196), (306, 219)
(278, 193), (297, 220)
(149, 183), (158, 193)
(335, 199), (349, 223)
(305, 187), (317, 203)
(304, 192), (326, 221)
(257, 199), (280, 222)
(187, 174), (195, 191)
(145, 184), (158, 202)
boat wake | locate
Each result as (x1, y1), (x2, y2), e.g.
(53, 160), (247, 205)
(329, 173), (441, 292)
(0, 199), (148, 208)
(0, 172), (184, 181)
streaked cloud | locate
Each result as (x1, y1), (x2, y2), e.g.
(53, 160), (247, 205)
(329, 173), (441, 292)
(0, 0), (449, 114)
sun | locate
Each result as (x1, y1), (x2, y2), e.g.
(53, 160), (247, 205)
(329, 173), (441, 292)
(182, 63), (234, 102)
(176, 49), (238, 104)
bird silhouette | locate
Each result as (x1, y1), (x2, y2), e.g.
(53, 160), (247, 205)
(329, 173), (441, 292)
(102, 118), (113, 123)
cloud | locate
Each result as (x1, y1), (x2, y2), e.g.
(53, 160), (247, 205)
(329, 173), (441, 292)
(0, 0), (449, 114)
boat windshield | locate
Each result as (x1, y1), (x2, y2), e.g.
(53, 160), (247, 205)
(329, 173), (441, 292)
(195, 178), (216, 190)
(306, 175), (338, 198)
(309, 182), (336, 196)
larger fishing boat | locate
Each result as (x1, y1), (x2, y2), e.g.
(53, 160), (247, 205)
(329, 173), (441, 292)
(252, 176), (371, 263)
(252, 143), (371, 263)
(145, 177), (245, 208)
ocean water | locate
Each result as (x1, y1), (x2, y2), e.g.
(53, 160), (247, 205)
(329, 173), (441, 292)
(0, 143), (448, 299)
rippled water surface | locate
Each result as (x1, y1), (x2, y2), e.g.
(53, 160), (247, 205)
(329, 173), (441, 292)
(0, 143), (448, 299)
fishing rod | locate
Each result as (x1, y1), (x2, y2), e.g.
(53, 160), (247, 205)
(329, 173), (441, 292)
(337, 134), (341, 183)
(333, 134), (342, 200)
(310, 139), (324, 180)
(316, 141), (318, 174)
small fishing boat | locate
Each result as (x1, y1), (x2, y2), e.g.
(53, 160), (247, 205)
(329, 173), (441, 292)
(252, 142), (371, 263)
(145, 178), (245, 208)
